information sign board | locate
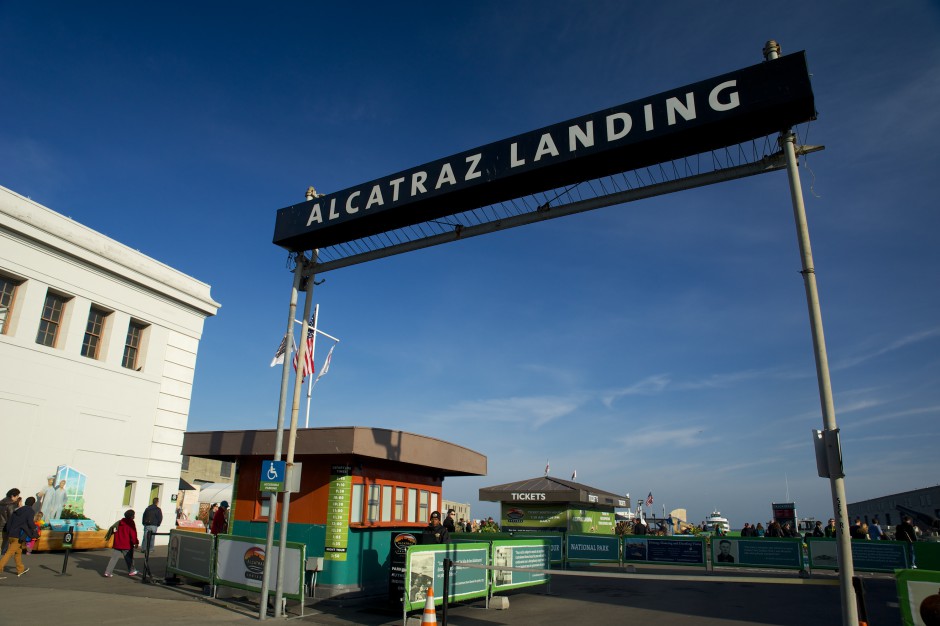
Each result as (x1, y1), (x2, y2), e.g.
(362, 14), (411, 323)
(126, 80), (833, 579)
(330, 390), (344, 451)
(491, 540), (551, 591)
(324, 465), (351, 561)
(404, 543), (489, 611)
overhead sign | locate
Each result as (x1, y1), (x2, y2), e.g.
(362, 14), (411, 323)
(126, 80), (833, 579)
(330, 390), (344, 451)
(273, 52), (815, 251)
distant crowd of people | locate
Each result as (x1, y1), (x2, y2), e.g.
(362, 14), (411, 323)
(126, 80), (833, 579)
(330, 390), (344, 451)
(421, 509), (500, 543)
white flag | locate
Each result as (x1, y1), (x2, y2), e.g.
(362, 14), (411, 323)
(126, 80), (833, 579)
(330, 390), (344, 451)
(316, 344), (335, 380)
(270, 333), (296, 367)
(571, 470), (577, 480)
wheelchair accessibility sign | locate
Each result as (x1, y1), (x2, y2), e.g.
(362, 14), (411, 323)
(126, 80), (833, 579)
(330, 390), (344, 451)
(260, 460), (287, 493)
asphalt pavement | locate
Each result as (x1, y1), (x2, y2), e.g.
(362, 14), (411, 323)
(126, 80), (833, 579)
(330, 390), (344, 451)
(0, 546), (904, 626)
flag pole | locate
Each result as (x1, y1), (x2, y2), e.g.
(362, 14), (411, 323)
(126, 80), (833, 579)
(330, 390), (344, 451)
(304, 304), (319, 429)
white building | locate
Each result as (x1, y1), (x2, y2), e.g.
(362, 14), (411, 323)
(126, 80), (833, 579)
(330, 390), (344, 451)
(0, 185), (219, 540)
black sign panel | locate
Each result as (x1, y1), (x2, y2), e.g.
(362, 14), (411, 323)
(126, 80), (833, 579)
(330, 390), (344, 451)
(273, 52), (815, 251)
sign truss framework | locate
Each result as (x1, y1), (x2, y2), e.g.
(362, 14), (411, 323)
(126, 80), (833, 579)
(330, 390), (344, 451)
(309, 134), (822, 273)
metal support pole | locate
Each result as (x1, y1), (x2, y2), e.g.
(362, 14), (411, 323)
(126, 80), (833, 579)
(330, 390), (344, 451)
(764, 38), (858, 626)
(274, 250), (317, 616)
(442, 558), (452, 626)
(259, 255), (304, 620)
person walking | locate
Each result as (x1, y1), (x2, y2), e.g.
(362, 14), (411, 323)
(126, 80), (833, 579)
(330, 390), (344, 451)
(868, 518), (884, 541)
(210, 501), (229, 535)
(896, 515), (917, 567)
(0, 488), (20, 556)
(206, 503), (219, 532)
(104, 510), (139, 577)
(0, 496), (39, 578)
(141, 497), (163, 554)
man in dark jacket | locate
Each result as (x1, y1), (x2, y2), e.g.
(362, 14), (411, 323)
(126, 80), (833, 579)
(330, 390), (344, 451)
(896, 516), (917, 543)
(422, 511), (450, 544)
(633, 518), (648, 535)
(141, 497), (163, 554)
(0, 496), (39, 578)
(0, 488), (21, 556)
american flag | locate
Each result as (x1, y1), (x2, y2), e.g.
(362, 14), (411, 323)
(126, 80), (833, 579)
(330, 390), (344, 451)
(270, 333), (293, 367)
(293, 316), (315, 380)
(645, 492), (654, 507)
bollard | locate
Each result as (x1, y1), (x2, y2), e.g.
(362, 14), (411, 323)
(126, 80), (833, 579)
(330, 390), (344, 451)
(59, 526), (74, 575)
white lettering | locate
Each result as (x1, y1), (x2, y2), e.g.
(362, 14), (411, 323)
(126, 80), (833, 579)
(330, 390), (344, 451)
(569, 121), (594, 151)
(534, 132), (559, 161)
(666, 92), (696, 125)
(435, 163), (457, 189)
(389, 177), (405, 202)
(305, 203), (322, 226)
(411, 171), (428, 196)
(510, 492), (546, 501)
(328, 198), (340, 220)
(644, 104), (654, 131)
(464, 153), (482, 180)
(510, 142), (526, 168)
(606, 112), (632, 141)
(365, 185), (384, 209)
(345, 191), (360, 214)
(709, 80), (739, 112)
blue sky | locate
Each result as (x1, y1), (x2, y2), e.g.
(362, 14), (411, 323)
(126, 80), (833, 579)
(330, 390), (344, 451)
(3, 2), (939, 527)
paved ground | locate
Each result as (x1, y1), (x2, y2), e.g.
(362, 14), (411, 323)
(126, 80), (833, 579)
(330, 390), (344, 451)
(0, 547), (903, 625)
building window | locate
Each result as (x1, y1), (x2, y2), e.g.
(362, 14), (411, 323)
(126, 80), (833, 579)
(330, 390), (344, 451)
(36, 292), (69, 347)
(0, 275), (22, 335)
(350, 484), (364, 523)
(81, 306), (109, 359)
(885, 513), (892, 525)
(122, 320), (147, 369)
(419, 490), (429, 522)
(181, 455), (190, 471)
(123, 480), (136, 507)
(367, 484), (380, 522)
(381, 485), (392, 522)
(220, 462), (233, 478)
(395, 487), (404, 521)
(407, 488), (417, 523)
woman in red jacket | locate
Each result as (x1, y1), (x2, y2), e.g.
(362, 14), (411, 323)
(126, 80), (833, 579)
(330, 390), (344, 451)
(104, 510), (139, 577)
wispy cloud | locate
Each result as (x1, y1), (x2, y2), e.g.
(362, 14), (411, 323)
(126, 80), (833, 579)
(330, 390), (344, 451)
(616, 426), (715, 449)
(435, 395), (582, 429)
(602, 374), (670, 407)
(677, 366), (803, 390)
(849, 405), (940, 429)
(834, 327), (940, 370)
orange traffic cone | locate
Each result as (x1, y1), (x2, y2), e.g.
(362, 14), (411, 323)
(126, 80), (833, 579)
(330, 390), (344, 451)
(421, 587), (437, 625)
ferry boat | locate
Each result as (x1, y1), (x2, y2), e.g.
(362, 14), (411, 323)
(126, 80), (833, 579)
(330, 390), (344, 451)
(704, 510), (731, 533)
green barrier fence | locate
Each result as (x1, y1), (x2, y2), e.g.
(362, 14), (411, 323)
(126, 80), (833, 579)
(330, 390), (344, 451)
(625, 536), (707, 566)
(807, 538), (909, 573)
(712, 537), (804, 569)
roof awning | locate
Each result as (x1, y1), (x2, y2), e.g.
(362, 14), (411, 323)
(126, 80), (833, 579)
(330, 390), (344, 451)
(179, 478), (196, 491)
